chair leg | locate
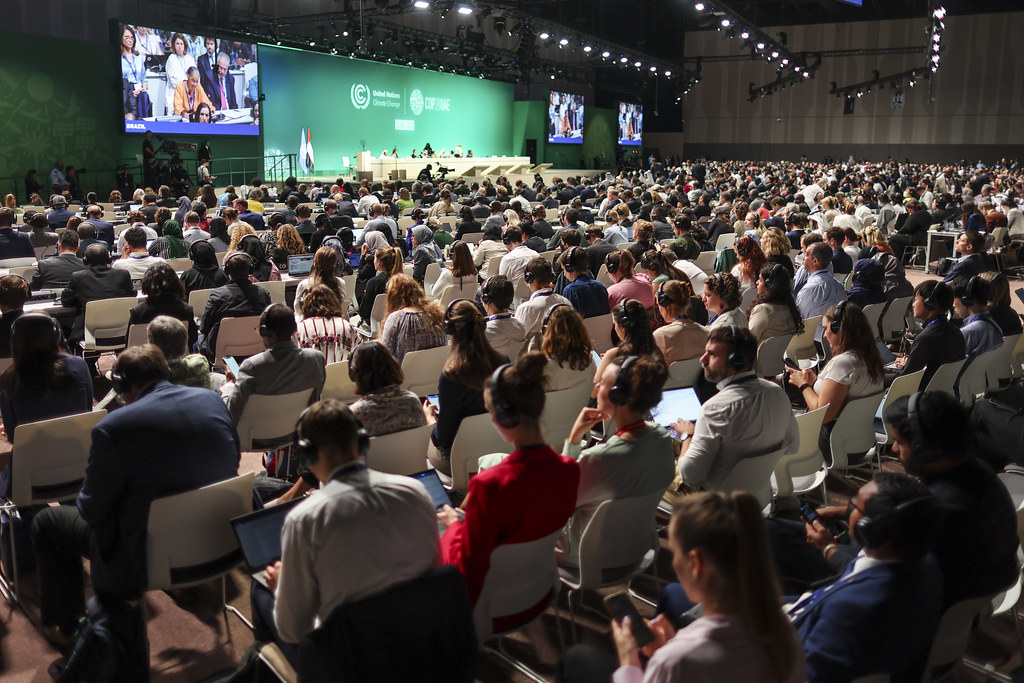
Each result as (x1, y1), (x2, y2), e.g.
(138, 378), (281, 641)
(222, 575), (254, 632)
(481, 637), (549, 683)
(566, 587), (579, 643)
(0, 508), (20, 606)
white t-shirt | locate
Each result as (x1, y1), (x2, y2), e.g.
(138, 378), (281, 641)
(814, 350), (883, 398)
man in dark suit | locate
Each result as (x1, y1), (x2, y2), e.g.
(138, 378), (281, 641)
(889, 198), (933, 262)
(84, 205), (115, 248)
(75, 223), (108, 259)
(789, 473), (943, 683)
(60, 244), (135, 342)
(198, 253), (271, 360)
(334, 194), (359, 219)
(530, 205), (554, 240)
(30, 344), (241, 643)
(584, 226), (616, 276)
(0, 208), (34, 259)
(197, 37), (219, 104)
(209, 53), (238, 111)
(31, 230), (85, 290)
(892, 281), (966, 387)
(140, 193), (160, 225)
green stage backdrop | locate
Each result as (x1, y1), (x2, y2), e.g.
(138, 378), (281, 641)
(262, 46), (515, 176)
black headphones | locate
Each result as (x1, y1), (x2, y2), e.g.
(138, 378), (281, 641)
(829, 300), (847, 335)
(726, 324), (746, 371)
(656, 281), (673, 308)
(615, 298), (640, 332)
(563, 246), (580, 273)
(111, 370), (130, 396)
(763, 263), (785, 289)
(541, 303), (572, 335)
(905, 392), (940, 463)
(523, 262), (535, 284)
(608, 355), (639, 406)
(258, 304), (275, 338)
(922, 281), (948, 312)
(443, 298), (473, 335)
(960, 275), (984, 308)
(735, 239), (747, 258)
(294, 407), (370, 469)
(488, 363), (520, 428)
(480, 277), (494, 306)
(854, 495), (938, 549)
(605, 251), (619, 275)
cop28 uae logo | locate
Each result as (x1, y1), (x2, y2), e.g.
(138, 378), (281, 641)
(350, 83), (370, 109)
(409, 89), (424, 116)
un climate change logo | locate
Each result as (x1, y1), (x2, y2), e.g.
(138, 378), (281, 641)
(351, 83), (370, 110)
(410, 89), (424, 116)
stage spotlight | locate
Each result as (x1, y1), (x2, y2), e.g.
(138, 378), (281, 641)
(664, 70), (671, 76)
(457, 3), (474, 15)
(649, 66), (657, 72)
(694, 2), (705, 10)
(583, 45), (592, 52)
(414, 0), (430, 7)
(601, 50), (610, 58)
(720, 18), (731, 27)
(933, 6), (946, 19)
(634, 60), (641, 67)
(740, 29), (749, 39)
(559, 38), (569, 46)
(755, 41), (764, 50)
(619, 56), (628, 63)
(539, 32), (550, 39)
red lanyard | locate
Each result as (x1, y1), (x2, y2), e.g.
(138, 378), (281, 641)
(614, 420), (647, 438)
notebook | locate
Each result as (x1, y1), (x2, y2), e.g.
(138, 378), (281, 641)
(287, 254), (315, 276)
(649, 387), (703, 441)
(230, 498), (303, 589)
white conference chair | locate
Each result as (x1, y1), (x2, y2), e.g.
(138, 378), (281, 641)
(364, 424), (433, 475)
(828, 392), (885, 470)
(756, 334), (793, 377)
(213, 315), (264, 369)
(875, 369), (925, 452)
(125, 323), (149, 348)
(540, 382), (594, 446)
(713, 447), (785, 510)
(262, 280), (287, 305)
(583, 313), (615, 354)
(234, 388), (314, 452)
(400, 344), (450, 397)
(861, 302), (886, 340)
(188, 288), (215, 323)
(663, 358), (703, 390)
(786, 316), (822, 363)
(772, 406), (829, 504)
(986, 333), (1021, 391)
(446, 412), (512, 492)
(920, 594), (995, 683)
(923, 357), (966, 396)
(693, 251), (717, 275)
(878, 295), (914, 343)
(321, 361), (360, 403)
(956, 349), (1000, 407)
(369, 293), (387, 337)
(80, 296), (137, 354)
(0, 257), (37, 268)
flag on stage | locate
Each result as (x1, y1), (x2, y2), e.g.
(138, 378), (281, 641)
(299, 128), (308, 174)
(305, 129), (315, 174)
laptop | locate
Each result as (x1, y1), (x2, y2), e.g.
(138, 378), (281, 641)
(649, 387), (703, 441)
(230, 498), (304, 589)
(287, 254), (315, 276)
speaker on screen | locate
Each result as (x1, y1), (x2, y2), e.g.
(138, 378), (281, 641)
(548, 91), (584, 144)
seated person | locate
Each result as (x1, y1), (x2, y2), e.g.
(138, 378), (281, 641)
(251, 399), (440, 664)
(951, 275), (1003, 358)
(787, 473), (944, 683)
(560, 491), (806, 683)
(653, 280), (708, 364)
(128, 261), (198, 350)
(787, 302), (884, 462)
(703, 272), (747, 329)
(379, 273), (447, 364)
(438, 353), (579, 615)
(197, 252), (271, 361)
(674, 326), (798, 491)
(146, 315), (212, 389)
(536, 304), (594, 391)
(891, 280), (965, 387)
(181, 239), (229, 296)
(979, 271), (1023, 336)
(348, 341), (427, 437)
(515, 257), (572, 341)
(561, 246), (610, 319)
(559, 355), (675, 567)
(746, 263), (804, 346)
(112, 225), (165, 283)
(845, 258), (887, 308)
(0, 274), (28, 356)
(605, 250), (655, 311)
(943, 230), (991, 283)
(31, 229), (85, 290)
(480, 275), (526, 361)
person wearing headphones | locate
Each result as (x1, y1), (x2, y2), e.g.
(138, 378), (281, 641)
(702, 272), (747, 330)
(251, 399), (440, 662)
(787, 473), (944, 682)
(561, 245), (610, 319)
(497, 226), (539, 294)
(197, 252), (271, 361)
(514, 257), (572, 341)
(674, 326), (797, 491)
(605, 250), (655, 311)
(890, 280), (965, 387)
(746, 263), (804, 346)
(61, 243), (136, 343)
(31, 344), (239, 647)
(479, 276), (526, 361)
(222, 303), (325, 428)
(438, 353), (579, 608)
(557, 355), (675, 568)
(653, 280), (708, 364)
(943, 230), (990, 283)
(951, 275), (1003, 359)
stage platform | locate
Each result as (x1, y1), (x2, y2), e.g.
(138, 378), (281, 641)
(293, 166), (615, 187)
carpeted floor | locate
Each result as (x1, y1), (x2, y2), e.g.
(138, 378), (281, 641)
(1, 263), (1023, 682)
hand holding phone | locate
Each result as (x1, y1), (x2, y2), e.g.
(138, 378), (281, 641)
(224, 356), (241, 377)
(799, 502), (843, 538)
(604, 592), (654, 648)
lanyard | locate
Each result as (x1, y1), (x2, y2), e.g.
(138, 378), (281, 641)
(186, 86), (196, 112)
(614, 420), (647, 438)
(123, 55), (140, 82)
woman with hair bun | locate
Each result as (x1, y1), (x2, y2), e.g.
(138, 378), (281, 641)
(653, 280), (708, 363)
(703, 272), (747, 329)
(438, 352), (580, 609)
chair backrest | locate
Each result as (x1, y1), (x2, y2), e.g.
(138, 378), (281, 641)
(369, 293), (387, 336)
(714, 233), (736, 252)
(474, 529), (561, 640)
(34, 245), (52, 261)
(714, 448), (785, 509)
(396, 216), (414, 232)
(924, 357), (966, 396)
(165, 257), (192, 272)
(786, 316), (822, 362)
(298, 565), (477, 683)
(10, 410), (106, 507)
(321, 360), (360, 403)
(583, 313), (615, 354)
(739, 284), (757, 312)
(828, 392), (885, 469)
(448, 412), (512, 492)
(261, 280), (287, 305)
(573, 490), (664, 590)
(235, 389), (314, 451)
(694, 251), (717, 275)
(484, 255), (502, 277)
(540, 382), (594, 446)
(423, 262), (443, 292)
(0, 257), (37, 268)
(146, 472), (255, 590)
(438, 283), (479, 309)
(956, 348), (1000, 406)
(772, 406), (829, 499)
(861, 302), (886, 340)
(663, 357), (703, 390)
(187, 288), (215, 321)
(461, 232), (483, 244)
(10, 265), (36, 281)
(596, 264), (613, 287)
(986, 333), (1021, 391)
(879, 296), (914, 342)
(364, 424), (434, 475)
(616, 241), (636, 251)
(756, 334), (793, 377)
(921, 595), (993, 683)
(214, 315), (264, 368)
(126, 323), (149, 348)
(400, 344), (451, 397)
(877, 370), (925, 444)
(83, 296), (138, 348)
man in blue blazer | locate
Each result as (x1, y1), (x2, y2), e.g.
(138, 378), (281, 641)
(788, 473), (943, 683)
(31, 344), (241, 644)
(84, 204), (116, 248)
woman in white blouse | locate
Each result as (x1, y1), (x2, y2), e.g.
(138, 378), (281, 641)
(431, 241), (478, 300)
(702, 272), (748, 330)
(295, 284), (360, 365)
(164, 32), (196, 115)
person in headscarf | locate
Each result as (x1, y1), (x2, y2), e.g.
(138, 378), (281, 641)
(207, 217), (231, 252)
(174, 195), (192, 224)
(181, 239), (229, 295)
(234, 233), (280, 282)
(148, 219), (189, 259)
(846, 258), (887, 308)
(356, 229), (394, 291)
(411, 225), (443, 285)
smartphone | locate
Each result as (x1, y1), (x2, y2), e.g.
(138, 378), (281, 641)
(426, 394), (440, 411)
(798, 502), (842, 538)
(224, 356), (241, 376)
(603, 592), (654, 647)
(783, 357), (799, 370)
